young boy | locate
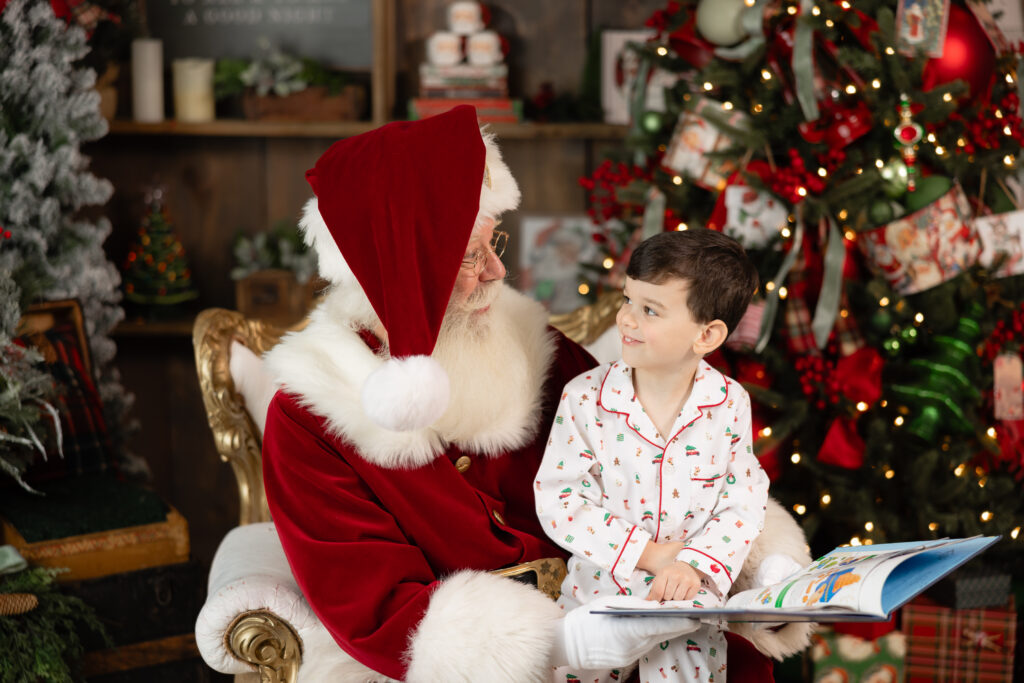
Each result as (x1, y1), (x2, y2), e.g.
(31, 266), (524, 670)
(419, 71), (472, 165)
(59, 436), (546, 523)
(535, 228), (769, 683)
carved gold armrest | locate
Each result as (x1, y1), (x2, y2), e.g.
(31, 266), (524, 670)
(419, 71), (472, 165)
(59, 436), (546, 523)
(193, 308), (301, 525)
(226, 609), (303, 683)
(492, 557), (568, 602)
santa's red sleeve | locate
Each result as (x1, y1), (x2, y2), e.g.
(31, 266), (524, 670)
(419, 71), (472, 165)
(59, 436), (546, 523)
(262, 391), (564, 681)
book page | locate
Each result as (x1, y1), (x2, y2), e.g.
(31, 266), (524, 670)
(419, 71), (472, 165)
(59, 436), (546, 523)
(597, 537), (990, 620)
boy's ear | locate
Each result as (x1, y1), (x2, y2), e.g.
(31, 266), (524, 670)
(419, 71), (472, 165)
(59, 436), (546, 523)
(693, 320), (729, 355)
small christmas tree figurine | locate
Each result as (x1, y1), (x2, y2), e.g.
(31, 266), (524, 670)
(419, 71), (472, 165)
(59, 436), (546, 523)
(122, 186), (198, 317)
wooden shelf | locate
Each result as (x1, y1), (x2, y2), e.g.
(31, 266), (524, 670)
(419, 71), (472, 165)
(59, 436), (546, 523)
(114, 317), (196, 338)
(106, 119), (627, 140)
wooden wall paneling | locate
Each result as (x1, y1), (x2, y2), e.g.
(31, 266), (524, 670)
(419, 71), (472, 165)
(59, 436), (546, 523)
(590, 0), (667, 33)
(498, 139), (589, 283)
(113, 335), (238, 571)
(263, 139), (335, 226)
(90, 137), (267, 311)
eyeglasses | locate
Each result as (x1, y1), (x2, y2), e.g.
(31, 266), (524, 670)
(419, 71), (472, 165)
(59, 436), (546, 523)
(460, 228), (508, 276)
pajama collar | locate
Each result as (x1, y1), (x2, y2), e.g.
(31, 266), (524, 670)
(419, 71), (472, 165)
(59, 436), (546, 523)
(596, 359), (730, 446)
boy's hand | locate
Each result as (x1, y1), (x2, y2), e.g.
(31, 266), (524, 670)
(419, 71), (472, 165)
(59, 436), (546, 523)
(646, 561), (702, 602)
(636, 540), (686, 574)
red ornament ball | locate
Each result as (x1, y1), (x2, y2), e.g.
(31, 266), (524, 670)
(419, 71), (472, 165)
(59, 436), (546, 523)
(921, 4), (995, 99)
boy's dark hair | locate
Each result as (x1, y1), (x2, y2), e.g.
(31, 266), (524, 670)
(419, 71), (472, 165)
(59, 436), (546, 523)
(625, 228), (759, 335)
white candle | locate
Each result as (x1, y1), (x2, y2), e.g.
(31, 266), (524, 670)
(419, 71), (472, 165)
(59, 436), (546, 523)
(172, 59), (215, 122)
(131, 38), (164, 123)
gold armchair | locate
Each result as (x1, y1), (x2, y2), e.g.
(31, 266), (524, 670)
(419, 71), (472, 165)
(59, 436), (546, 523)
(192, 291), (813, 681)
(192, 293), (621, 682)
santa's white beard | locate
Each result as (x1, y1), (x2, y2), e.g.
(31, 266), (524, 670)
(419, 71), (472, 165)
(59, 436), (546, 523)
(429, 282), (536, 450)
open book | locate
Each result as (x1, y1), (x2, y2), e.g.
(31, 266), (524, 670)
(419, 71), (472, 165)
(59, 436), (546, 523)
(595, 535), (1000, 622)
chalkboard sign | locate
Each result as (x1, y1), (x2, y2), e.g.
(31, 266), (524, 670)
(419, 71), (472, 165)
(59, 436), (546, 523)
(146, 0), (373, 70)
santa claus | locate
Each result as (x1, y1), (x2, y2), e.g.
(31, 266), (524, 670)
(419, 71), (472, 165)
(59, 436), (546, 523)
(261, 105), (812, 681)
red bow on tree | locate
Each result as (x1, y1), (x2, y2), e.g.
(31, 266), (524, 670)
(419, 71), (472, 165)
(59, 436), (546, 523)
(819, 348), (884, 469)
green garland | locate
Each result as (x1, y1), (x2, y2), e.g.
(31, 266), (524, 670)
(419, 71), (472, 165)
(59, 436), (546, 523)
(0, 567), (109, 683)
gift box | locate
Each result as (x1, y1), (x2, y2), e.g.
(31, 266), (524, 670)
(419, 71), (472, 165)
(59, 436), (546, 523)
(810, 627), (906, 683)
(858, 183), (980, 296)
(924, 567), (1013, 610)
(902, 596), (1017, 682)
(661, 96), (748, 191)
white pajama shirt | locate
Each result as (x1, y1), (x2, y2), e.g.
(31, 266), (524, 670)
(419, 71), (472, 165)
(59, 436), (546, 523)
(536, 360), (769, 683)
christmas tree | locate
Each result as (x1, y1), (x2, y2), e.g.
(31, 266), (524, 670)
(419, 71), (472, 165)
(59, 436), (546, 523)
(0, 0), (137, 477)
(122, 186), (198, 314)
(579, 0), (1024, 564)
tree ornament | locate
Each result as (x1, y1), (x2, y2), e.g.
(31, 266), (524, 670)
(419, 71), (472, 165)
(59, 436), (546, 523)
(879, 157), (910, 199)
(695, 0), (748, 46)
(900, 325), (919, 345)
(871, 308), (894, 333)
(903, 175), (952, 212)
(893, 95), (923, 192)
(921, 3), (996, 99)
(882, 336), (902, 357)
(868, 200), (896, 226)
(641, 110), (663, 133)
(891, 305), (986, 442)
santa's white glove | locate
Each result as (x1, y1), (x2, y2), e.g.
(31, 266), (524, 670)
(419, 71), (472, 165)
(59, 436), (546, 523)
(753, 553), (805, 588)
(550, 596), (699, 669)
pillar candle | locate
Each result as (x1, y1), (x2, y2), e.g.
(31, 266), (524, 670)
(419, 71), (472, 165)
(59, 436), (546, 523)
(172, 58), (215, 122)
(131, 38), (164, 123)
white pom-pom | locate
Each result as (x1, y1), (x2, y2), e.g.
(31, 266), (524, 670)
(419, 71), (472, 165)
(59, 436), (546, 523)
(361, 356), (450, 431)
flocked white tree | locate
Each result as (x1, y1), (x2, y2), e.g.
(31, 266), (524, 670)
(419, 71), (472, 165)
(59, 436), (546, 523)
(0, 0), (137, 478)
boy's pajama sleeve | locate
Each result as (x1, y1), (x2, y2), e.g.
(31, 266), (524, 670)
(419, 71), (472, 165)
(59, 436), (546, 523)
(535, 385), (650, 588)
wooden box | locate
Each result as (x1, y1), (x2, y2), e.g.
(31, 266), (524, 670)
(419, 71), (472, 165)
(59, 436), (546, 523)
(235, 269), (319, 326)
(241, 84), (366, 121)
(68, 561), (213, 682)
(1, 507), (189, 582)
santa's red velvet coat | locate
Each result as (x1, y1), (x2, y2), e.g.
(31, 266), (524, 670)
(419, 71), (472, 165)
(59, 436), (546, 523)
(261, 285), (809, 681)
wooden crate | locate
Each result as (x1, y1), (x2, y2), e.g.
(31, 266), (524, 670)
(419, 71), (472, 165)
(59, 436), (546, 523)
(1, 507), (189, 582)
(234, 269), (319, 326)
(67, 561), (217, 682)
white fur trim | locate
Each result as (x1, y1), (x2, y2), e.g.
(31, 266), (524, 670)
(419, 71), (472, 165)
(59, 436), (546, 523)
(362, 356), (450, 431)
(478, 128), (520, 219)
(298, 626), (400, 683)
(263, 284), (554, 468)
(228, 341), (278, 438)
(405, 570), (561, 682)
(729, 497), (817, 660)
(299, 197), (355, 285)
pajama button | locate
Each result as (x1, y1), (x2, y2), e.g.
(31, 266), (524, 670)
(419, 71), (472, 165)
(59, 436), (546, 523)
(492, 510), (505, 525)
(455, 456), (471, 473)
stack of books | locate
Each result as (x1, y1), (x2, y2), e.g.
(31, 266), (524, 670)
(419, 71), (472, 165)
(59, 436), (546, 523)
(411, 63), (520, 123)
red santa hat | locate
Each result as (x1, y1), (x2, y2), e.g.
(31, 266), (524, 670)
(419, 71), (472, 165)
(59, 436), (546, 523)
(300, 105), (520, 432)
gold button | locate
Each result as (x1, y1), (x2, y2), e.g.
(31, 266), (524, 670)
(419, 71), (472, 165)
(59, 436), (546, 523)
(492, 509), (505, 525)
(455, 456), (471, 473)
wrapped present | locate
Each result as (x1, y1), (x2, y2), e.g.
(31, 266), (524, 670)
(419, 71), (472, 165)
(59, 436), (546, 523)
(902, 596), (1017, 682)
(810, 627), (906, 683)
(661, 97), (748, 191)
(976, 209), (1024, 277)
(858, 183), (980, 296)
(722, 186), (789, 249)
(924, 567), (1013, 610)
